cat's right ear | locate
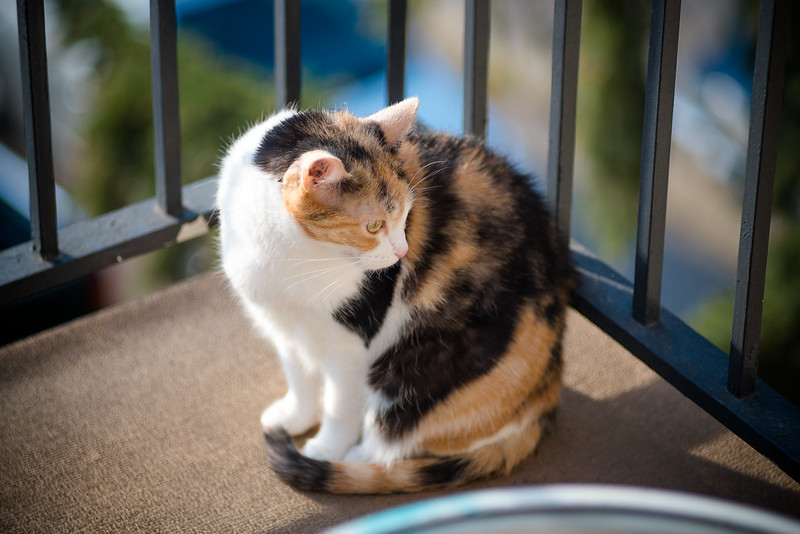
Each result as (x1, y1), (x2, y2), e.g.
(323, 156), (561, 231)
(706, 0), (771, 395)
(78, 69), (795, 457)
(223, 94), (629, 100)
(365, 97), (419, 146)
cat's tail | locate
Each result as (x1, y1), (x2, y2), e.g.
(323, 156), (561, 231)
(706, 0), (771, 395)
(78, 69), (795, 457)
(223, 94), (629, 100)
(263, 412), (553, 494)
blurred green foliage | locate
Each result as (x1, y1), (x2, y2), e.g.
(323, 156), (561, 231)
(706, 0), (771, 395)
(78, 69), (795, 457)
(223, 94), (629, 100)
(578, 0), (799, 404)
(56, 0), (275, 213)
(53, 0), (289, 290)
(576, 0), (648, 255)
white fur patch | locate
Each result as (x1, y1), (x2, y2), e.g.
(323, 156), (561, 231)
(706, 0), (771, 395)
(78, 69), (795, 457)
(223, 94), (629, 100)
(218, 109), (391, 462)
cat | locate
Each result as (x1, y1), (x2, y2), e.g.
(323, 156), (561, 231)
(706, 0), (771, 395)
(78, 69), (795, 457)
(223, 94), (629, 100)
(216, 97), (576, 494)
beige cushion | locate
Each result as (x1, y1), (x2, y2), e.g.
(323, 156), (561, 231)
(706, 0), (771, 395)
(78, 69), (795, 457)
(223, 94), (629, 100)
(1, 272), (798, 532)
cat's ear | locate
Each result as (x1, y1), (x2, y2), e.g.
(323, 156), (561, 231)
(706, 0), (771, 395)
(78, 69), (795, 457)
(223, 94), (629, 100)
(297, 150), (348, 204)
(365, 97), (419, 146)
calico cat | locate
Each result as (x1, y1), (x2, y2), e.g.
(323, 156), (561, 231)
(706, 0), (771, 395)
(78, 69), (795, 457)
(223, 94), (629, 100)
(217, 97), (576, 494)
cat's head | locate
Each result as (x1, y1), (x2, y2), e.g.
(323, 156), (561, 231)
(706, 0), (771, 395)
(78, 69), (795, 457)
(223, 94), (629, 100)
(258, 98), (419, 271)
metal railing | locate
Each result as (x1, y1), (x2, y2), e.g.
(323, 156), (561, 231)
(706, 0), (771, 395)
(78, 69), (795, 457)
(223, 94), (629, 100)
(2, 0), (798, 483)
(2, 0), (217, 309)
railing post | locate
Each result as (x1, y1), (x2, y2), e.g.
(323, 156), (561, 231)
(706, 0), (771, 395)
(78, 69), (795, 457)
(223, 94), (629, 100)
(150, 0), (183, 217)
(275, 0), (301, 108)
(464, 0), (490, 139)
(728, 0), (789, 398)
(387, 0), (407, 105)
(547, 0), (582, 240)
(632, 0), (681, 326)
(17, 0), (59, 260)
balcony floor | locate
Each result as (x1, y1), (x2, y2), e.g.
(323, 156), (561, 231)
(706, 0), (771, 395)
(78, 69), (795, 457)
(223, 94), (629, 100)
(1, 272), (798, 532)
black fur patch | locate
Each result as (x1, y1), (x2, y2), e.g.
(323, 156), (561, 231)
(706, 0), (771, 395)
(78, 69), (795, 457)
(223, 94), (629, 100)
(401, 137), (461, 300)
(544, 299), (564, 327)
(365, 121), (387, 146)
(370, 288), (523, 439)
(255, 110), (375, 179)
(255, 110), (332, 177)
(371, 244), (542, 441)
(549, 337), (563, 372)
(263, 429), (332, 492)
(539, 407), (559, 435)
(377, 179), (392, 210)
(333, 262), (401, 346)
(418, 458), (469, 487)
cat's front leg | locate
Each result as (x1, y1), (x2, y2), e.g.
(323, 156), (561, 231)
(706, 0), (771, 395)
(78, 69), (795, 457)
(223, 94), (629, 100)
(343, 405), (400, 463)
(301, 352), (367, 461)
(261, 347), (322, 436)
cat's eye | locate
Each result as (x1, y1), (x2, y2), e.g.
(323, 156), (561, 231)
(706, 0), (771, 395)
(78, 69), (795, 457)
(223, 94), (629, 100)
(366, 220), (383, 233)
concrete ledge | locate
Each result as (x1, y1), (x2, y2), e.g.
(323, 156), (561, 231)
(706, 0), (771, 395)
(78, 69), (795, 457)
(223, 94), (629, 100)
(1, 272), (798, 532)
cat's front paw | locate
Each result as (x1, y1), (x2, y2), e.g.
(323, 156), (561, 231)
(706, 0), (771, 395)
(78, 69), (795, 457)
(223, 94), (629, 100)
(301, 421), (363, 461)
(260, 395), (319, 436)
(302, 436), (348, 462)
(343, 443), (373, 463)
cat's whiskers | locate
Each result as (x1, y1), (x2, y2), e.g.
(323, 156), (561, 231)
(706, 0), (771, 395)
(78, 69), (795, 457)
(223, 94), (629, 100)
(409, 160), (451, 194)
(278, 254), (360, 269)
(281, 262), (353, 292)
(280, 262), (342, 276)
(408, 159), (447, 185)
(411, 185), (443, 195)
(280, 256), (361, 297)
(412, 166), (451, 192)
(282, 261), (352, 282)
(309, 277), (348, 306)
(275, 256), (356, 266)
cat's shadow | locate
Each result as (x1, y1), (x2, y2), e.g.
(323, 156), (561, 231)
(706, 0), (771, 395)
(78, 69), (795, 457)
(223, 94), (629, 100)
(265, 381), (798, 534)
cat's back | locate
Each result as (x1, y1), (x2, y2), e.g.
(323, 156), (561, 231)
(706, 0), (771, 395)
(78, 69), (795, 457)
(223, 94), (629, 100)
(360, 130), (574, 470)
(397, 131), (573, 311)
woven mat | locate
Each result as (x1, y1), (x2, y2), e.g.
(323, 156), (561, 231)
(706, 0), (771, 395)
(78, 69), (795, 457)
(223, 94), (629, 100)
(2, 272), (798, 532)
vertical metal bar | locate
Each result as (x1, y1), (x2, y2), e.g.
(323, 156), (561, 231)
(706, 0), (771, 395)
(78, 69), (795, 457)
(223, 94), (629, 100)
(275, 0), (301, 108)
(632, 0), (681, 326)
(150, 0), (182, 216)
(463, 0), (490, 138)
(546, 0), (582, 240)
(17, 0), (58, 260)
(387, 0), (407, 105)
(728, 0), (789, 398)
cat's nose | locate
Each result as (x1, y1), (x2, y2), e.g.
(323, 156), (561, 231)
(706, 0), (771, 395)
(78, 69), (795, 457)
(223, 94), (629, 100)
(390, 231), (408, 258)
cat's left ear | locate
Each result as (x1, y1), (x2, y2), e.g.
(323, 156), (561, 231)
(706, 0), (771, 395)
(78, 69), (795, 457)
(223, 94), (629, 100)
(298, 150), (348, 193)
(364, 97), (419, 146)
(295, 150), (351, 207)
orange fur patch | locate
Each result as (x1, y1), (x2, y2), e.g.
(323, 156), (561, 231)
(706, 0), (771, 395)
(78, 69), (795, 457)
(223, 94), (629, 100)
(454, 147), (514, 215)
(413, 241), (480, 309)
(418, 306), (561, 456)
